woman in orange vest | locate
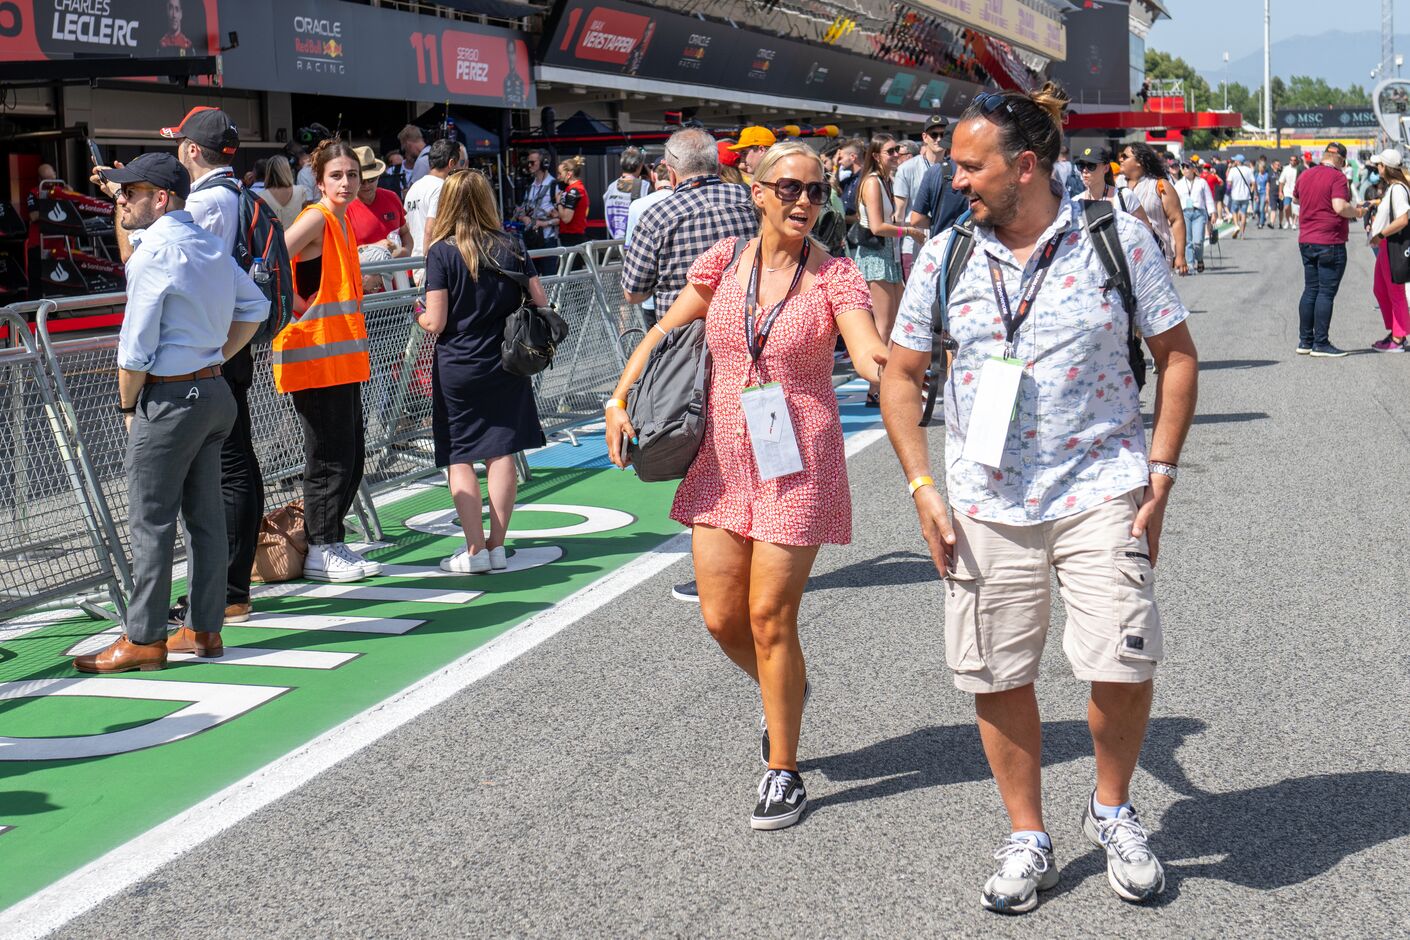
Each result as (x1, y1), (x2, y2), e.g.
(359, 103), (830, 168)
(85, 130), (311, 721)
(281, 139), (377, 584)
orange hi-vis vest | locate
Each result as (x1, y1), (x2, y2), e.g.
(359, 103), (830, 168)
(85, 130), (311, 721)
(273, 203), (371, 393)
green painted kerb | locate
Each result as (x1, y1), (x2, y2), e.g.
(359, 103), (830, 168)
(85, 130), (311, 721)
(0, 467), (679, 911)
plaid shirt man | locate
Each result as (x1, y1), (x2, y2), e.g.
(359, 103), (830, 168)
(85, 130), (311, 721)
(622, 175), (757, 311)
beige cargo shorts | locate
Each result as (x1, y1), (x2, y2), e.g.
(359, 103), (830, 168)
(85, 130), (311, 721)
(942, 490), (1162, 693)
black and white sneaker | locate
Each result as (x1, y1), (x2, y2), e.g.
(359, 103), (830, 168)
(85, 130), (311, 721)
(760, 679), (812, 766)
(1082, 796), (1165, 903)
(671, 581), (700, 603)
(750, 769), (807, 831)
(981, 835), (1059, 914)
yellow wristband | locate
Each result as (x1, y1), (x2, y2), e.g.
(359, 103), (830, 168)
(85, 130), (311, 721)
(908, 475), (935, 496)
(605, 398), (627, 411)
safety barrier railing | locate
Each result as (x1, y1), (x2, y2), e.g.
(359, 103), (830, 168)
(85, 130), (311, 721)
(0, 309), (129, 622)
(0, 240), (639, 621)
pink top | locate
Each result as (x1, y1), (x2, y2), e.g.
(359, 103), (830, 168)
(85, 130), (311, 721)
(669, 237), (873, 546)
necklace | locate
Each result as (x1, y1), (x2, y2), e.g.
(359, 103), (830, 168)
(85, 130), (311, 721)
(763, 259), (799, 273)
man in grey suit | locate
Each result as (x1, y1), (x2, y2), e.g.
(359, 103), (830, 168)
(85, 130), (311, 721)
(73, 153), (268, 673)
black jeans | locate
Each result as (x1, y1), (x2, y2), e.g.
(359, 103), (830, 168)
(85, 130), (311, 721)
(1298, 243), (1347, 348)
(221, 345), (263, 605)
(291, 382), (365, 545)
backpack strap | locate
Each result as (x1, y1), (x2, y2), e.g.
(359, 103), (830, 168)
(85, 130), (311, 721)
(920, 210), (973, 427)
(726, 235), (749, 274)
(191, 173), (241, 196)
(1081, 200), (1147, 389)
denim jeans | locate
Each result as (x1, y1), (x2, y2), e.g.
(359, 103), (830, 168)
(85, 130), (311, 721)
(1183, 208), (1207, 266)
(1298, 242), (1348, 348)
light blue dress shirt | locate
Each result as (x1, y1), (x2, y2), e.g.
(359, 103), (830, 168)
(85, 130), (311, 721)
(117, 210), (269, 375)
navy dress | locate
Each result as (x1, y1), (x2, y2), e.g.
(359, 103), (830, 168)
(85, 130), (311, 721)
(425, 235), (546, 466)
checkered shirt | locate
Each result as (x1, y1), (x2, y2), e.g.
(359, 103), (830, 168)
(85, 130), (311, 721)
(621, 176), (758, 311)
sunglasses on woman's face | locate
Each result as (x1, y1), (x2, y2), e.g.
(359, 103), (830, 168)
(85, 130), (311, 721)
(881, 146), (901, 156)
(759, 177), (829, 206)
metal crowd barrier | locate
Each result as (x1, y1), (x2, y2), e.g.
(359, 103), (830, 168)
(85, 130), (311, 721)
(0, 240), (635, 622)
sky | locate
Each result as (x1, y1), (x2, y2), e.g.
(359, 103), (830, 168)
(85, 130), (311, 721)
(1146, 0), (1388, 73)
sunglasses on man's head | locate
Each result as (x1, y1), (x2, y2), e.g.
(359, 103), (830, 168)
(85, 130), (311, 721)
(974, 92), (1040, 155)
(758, 177), (829, 206)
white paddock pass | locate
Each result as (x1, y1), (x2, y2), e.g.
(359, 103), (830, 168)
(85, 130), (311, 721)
(741, 382), (803, 481)
(961, 356), (1023, 468)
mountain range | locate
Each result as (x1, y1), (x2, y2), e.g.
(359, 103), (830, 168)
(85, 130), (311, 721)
(1186, 30), (1410, 92)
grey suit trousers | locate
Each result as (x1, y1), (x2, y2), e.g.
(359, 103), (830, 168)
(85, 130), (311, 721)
(124, 375), (236, 644)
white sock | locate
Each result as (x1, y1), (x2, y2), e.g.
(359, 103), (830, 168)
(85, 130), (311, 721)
(1092, 795), (1133, 819)
(1011, 829), (1052, 850)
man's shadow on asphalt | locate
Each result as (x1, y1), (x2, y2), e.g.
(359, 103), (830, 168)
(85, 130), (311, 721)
(803, 718), (1410, 898)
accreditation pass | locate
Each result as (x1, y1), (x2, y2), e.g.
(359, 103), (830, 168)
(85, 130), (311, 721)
(740, 382), (803, 481)
(961, 356), (1023, 468)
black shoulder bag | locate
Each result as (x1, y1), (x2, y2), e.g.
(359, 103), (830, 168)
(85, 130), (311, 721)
(481, 242), (570, 376)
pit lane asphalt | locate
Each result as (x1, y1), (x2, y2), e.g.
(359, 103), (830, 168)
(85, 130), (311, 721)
(54, 227), (1410, 938)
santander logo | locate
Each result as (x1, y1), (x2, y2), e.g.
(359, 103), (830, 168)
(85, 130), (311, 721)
(46, 204), (68, 223)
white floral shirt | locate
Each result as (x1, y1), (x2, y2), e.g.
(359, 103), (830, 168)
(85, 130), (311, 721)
(892, 193), (1190, 525)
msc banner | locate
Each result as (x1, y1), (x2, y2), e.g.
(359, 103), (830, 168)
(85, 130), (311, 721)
(1275, 107), (1378, 131)
(0, 0), (535, 109)
(543, 0), (983, 116)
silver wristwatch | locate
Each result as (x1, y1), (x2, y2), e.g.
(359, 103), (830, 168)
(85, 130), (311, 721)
(1149, 461), (1178, 483)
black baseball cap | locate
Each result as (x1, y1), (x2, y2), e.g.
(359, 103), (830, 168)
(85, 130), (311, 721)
(159, 106), (240, 155)
(101, 152), (191, 200)
(1074, 146), (1110, 166)
(1325, 141), (1348, 158)
(924, 114), (949, 134)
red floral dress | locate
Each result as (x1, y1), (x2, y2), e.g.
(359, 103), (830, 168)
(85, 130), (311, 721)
(670, 237), (873, 546)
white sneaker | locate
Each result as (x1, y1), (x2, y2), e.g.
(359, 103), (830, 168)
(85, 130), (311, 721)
(488, 545), (508, 571)
(981, 834), (1059, 914)
(338, 543), (382, 577)
(304, 543), (368, 583)
(1082, 796), (1165, 903)
(440, 547), (492, 574)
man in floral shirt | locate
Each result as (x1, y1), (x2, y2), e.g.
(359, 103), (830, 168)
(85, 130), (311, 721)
(881, 86), (1199, 915)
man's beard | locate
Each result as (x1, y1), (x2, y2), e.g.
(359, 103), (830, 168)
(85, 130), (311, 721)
(967, 180), (1021, 227)
(123, 204), (160, 230)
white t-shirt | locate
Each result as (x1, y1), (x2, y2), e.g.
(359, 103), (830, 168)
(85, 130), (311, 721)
(601, 176), (651, 240)
(1372, 181), (1410, 237)
(893, 152), (938, 257)
(1278, 165), (1299, 199)
(402, 173), (445, 258)
(1226, 165), (1254, 201)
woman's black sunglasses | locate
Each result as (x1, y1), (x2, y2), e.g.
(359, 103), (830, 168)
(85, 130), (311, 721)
(759, 177), (829, 206)
(974, 92), (1040, 155)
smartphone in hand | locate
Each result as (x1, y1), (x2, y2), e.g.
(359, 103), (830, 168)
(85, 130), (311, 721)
(86, 139), (104, 168)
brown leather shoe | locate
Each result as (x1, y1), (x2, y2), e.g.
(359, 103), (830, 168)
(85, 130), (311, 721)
(73, 635), (167, 674)
(224, 602), (251, 624)
(165, 627), (224, 658)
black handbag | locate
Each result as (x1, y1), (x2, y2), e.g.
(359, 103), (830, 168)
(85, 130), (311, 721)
(845, 172), (892, 250)
(482, 244), (569, 376)
(1384, 184), (1410, 284)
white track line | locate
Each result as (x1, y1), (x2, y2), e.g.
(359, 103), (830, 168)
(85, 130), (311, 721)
(0, 421), (887, 939)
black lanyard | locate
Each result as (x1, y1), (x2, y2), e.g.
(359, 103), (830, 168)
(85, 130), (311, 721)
(744, 239), (810, 362)
(985, 232), (1063, 357)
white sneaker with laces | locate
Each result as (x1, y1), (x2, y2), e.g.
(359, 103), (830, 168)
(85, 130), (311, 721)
(304, 543), (368, 583)
(338, 543), (382, 577)
(981, 834), (1059, 914)
(1082, 797), (1165, 902)
(488, 545), (508, 571)
(440, 547), (492, 574)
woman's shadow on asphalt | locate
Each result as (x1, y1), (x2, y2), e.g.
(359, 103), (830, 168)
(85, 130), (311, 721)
(802, 717), (1410, 899)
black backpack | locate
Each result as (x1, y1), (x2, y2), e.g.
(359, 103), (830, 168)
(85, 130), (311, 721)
(191, 175), (295, 345)
(479, 241), (570, 377)
(921, 199), (1144, 426)
(812, 199), (846, 255)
